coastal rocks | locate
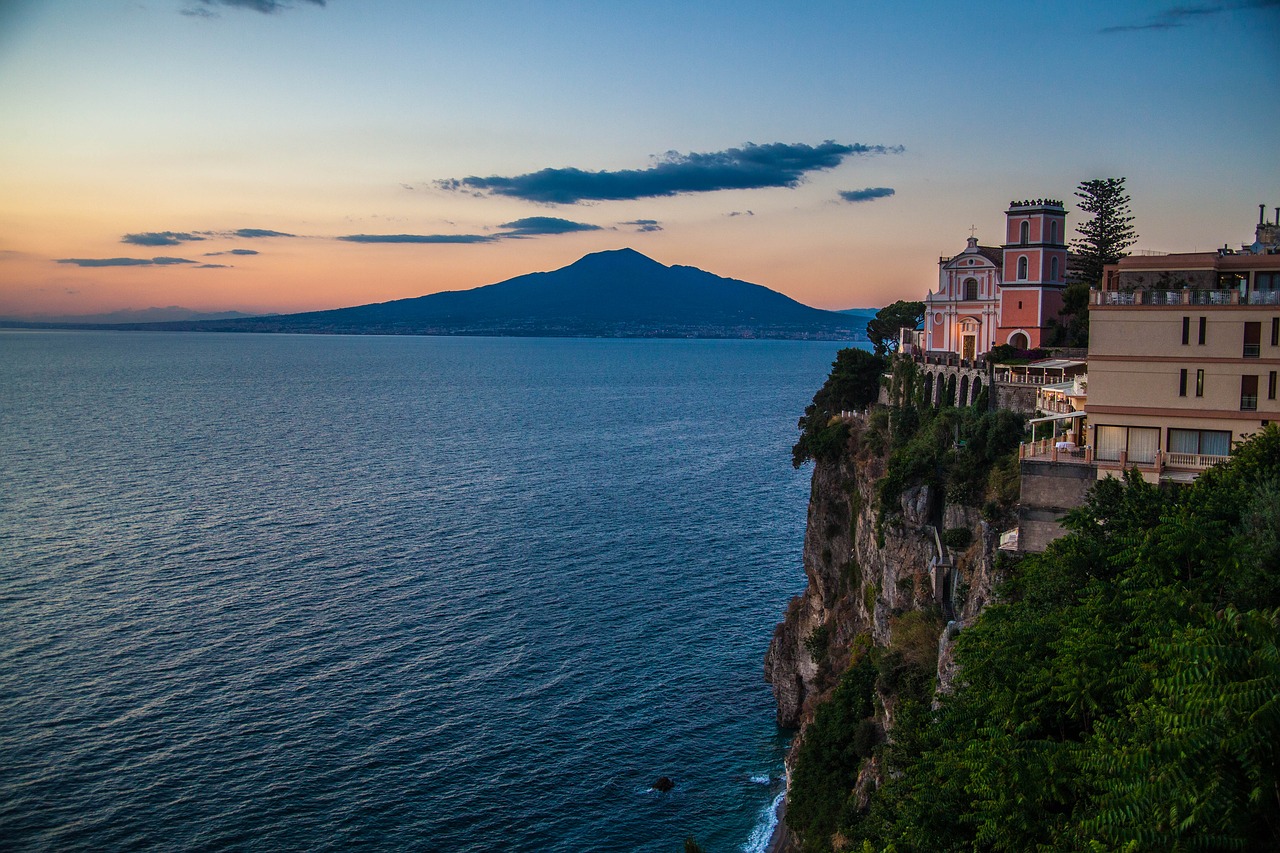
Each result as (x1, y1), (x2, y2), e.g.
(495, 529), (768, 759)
(651, 776), (675, 793)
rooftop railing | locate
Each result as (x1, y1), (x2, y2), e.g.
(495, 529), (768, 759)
(1094, 289), (1280, 307)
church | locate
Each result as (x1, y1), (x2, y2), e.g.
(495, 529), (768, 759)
(923, 198), (1070, 358)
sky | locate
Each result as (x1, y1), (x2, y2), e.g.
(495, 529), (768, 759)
(1, 0), (1277, 318)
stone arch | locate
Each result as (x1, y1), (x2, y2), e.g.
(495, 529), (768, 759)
(944, 373), (957, 407)
(923, 372), (935, 408)
(1008, 331), (1030, 350)
(1017, 255), (1029, 280)
(971, 376), (983, 405)
(959, 374), (970, 407)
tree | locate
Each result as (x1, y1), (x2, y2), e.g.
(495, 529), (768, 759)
(1071, 177), (1137, 287)
(792, 348), (887, 466)
(866, 301), (925, 357)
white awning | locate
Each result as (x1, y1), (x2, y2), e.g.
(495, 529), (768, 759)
(1028, 410), (1087, 425)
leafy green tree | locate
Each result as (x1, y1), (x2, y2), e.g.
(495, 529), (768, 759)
(1071, 177), (1137, 287)
(866, 301), (925, 357)
(793, 348), (887, 467)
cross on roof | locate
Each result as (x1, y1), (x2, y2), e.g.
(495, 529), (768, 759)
(968, 224), (978, 238)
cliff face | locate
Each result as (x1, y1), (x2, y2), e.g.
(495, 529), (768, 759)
(764, 413), (1004, 795)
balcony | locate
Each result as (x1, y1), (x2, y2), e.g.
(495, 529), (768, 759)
(1244, 343), (1261, 358)
(1094, 289), (1280, 307)
(1242, 394), (1259, 411)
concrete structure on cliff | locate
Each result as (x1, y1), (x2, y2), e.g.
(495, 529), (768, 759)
(924, 199), (1071, 358)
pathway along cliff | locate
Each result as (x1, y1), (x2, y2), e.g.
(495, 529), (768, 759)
(763, 353), (1024, 852)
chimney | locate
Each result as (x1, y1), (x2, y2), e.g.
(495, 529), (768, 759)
(1261, 203), (1267, 225)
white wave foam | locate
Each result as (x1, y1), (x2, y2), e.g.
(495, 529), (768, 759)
(742, 790), (785, 853)
(749, 774), (771, 785)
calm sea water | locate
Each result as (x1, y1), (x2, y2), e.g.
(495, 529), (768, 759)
(0, 331), (845, 852)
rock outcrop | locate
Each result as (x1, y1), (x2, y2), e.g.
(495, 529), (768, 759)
(764, 413), (1006, 845)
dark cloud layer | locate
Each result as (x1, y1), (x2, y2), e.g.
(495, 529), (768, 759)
(233, 228), (295, 238)
(620, 219), (663, 232)
(185, 0), (325, 16)
(1100, 0), (1278, 32)
(205, 248), (261, 256)
(338, 217), (602, 245)
(437, 141), (904, 204)
(498, 217), (602, 237)
(839, 187), (896, 203)
(123, 231), (206, 247)
(57, 256), (197, 267)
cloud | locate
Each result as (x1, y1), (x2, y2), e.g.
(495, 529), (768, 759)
(233, 228), (295, 238)
(56, 256), (197, 267)
(184, 0), (325, 16)
(195, 263), (231, 269)
(337, 217), (602, 245)
(436, 141), (904, 204)
(726, 210), (755, 217)
(1100, 0), (1279, 32)
(620, 219), (663, 232)
(497, 217), (602, 237)
(204, 248), (260, 256)
(122, 231), (206, 246)
(838, 187), (896, 203)
(338, 233), (497, 244)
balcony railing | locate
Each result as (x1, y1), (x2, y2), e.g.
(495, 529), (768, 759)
(1094, 289), (1280, 307)
(1242, 395), (1259, 411)
(1165, 452), (1231, 470)
(1244, 343), (1261, 358)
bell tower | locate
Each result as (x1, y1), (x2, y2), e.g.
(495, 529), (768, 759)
(997, 198), (1068, 348)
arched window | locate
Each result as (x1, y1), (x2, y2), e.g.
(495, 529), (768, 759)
(1050, 221), (1059, 245)
(1017, 256), (1028, 280)
(1050, 256), (1059, 281)
(1019, 220), (1030, 245)
(1009, 331), (1029, 350)
(963, 278), (978, 300)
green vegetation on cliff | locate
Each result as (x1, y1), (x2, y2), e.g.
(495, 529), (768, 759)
(793, 425), (1280, 853)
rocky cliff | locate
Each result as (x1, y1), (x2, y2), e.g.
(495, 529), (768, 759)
(764, 412), (1007, 849)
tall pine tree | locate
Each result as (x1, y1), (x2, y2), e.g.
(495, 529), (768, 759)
(1071, 177), (1137, 286)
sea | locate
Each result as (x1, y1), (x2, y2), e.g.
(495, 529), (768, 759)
(0, 330), (848, 852)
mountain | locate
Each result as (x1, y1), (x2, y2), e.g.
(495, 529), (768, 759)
(1, 307), (264, 325)
(63, 249), (863, 340)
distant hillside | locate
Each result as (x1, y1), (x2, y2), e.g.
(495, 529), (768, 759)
(49, 249), (864, 340)
(1, 307), (263, 325)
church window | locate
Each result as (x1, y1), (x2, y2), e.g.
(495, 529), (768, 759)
(1050, 221), (1059, 244)
(964, 278), (978, 300)
(1017, 256), (1028, 280)
(1019, 221), (1030, 245)
(1050, 256), (1059, 281)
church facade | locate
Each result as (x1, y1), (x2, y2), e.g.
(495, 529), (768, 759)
(924, 199), (1070, 358)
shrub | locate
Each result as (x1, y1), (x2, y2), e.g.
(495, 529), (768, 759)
(943, 527), (972, 550)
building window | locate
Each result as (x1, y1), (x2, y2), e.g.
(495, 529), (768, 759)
(1182, 316), (1190, 345)
(1196, 369), (1205, 397)
(1020, 220), (1029, 245)
(1050, 221), (1059, 244)
(1245, 321), (1261, 357)
(1050, 256), (1059, 281)
(1271, 370), (1278, 401)
(1242, 375), (1259, 411)
(1272, 317), (1278, 346)
(1178, 368), (1188, 397)
(1017, 256), (1028, 280)
(1096, 425), (1160, 464)
(964, 278), (978, 300)
(1168, 428), (1232, 457)
(1198, 316), (1207, 345)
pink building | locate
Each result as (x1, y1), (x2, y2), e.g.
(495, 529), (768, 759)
(924, 199), (1069, 358)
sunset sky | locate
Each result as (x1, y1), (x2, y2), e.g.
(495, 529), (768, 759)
(1, 0), (1277, 318)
